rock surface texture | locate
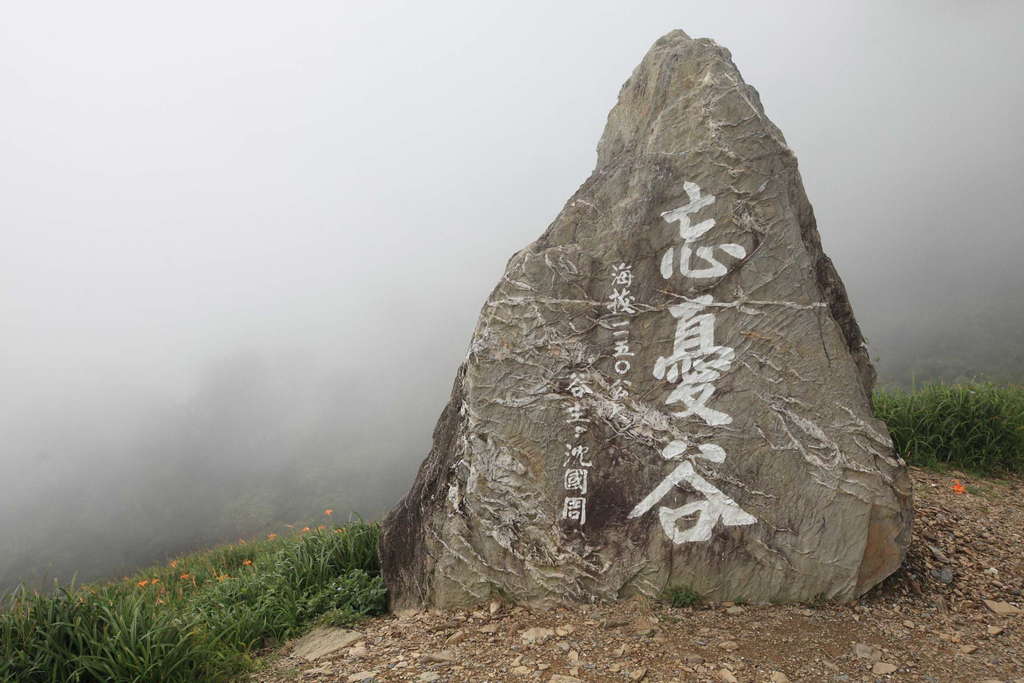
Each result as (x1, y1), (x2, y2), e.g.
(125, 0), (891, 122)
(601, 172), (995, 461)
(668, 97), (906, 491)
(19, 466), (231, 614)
(380, 30), (912, 609)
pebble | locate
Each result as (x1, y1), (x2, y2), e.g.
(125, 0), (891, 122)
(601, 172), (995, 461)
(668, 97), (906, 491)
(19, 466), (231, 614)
(854, 643), (881, 662)
(444, 629), (466, 646)
(769, 672), (791, 683)
(420, 650), (455, 663)
(984, 600), (1022, 616)
(872, 662), (898, 675)
(346, 672), (377, 683)
(521, 627), (555, 645)
(717, 670), (739, 683)
(718, 640), (739, 651)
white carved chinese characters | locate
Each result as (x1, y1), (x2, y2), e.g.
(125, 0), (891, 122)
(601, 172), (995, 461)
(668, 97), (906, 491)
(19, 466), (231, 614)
(629, 181), (757, 543)
(659, 181), (747, 280)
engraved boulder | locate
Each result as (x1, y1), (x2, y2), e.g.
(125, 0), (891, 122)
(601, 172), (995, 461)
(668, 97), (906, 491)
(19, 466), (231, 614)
(380, 30), (912, 609)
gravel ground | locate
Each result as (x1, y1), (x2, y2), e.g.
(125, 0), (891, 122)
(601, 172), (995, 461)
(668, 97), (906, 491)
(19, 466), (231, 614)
(253, 467), (1024, 682)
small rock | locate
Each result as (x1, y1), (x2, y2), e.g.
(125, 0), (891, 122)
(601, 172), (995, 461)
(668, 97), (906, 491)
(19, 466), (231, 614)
(478, 623), (500, 634)
(511, 666), (532, 675)
(928, 544), (951, 563)
(346, 672), (377, 683)
(718, 640), (739, 651)
(959, 644), (978, 654)
(489, 599), (502, 615)
(417, 674), (440, 682)
(613, 645), (627, 657)
(291, 628), (364, 661)
(988, 625), (1004, 635)
(769, 672), (791, 683)
(303, 664), (333, 675)
(609, 663), (622, 673)
(421, 650), (456, 663)
(445, 629), (467, 646)
(854, 642), (881, 662)
(984, 599), (1022, 616)
(547, 676), (582, 683)
(567, 649), (580, 663)
(717, 670), (739, 683)
(931, 567), (955, 584)
(902, 620), (915, 629)
(872, 662), (898, 675)
(725, 606), (745, 615)
(629, 668), (647, 681)
(555, 624), (576, 636)
(683, 654), (704, 665)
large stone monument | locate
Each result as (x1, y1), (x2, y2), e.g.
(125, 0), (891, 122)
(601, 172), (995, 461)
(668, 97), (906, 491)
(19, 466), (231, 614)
(380, 30), (912, 609)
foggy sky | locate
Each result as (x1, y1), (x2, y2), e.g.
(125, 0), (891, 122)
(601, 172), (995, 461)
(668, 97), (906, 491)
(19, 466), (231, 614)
(2, 2), (1023, 584)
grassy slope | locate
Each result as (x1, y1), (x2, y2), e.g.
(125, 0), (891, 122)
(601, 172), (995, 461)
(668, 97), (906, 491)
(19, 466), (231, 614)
(874, 382), (1024, 475)
(1, 522), (385, 682)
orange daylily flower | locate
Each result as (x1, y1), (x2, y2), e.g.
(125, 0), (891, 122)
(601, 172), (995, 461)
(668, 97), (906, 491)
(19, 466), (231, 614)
(317, 525), (326, 530)
(301, 526), (311, 533)
(151, 578), (159, 584)
(324, 509), (333, 516)
(951, 480), (967, 494)
(137, 580), (149, 588)
(334, 528), (344, 534)
(179, 573), (191, 580)
(155, 598), (165, 605)
(169, 560), (178, 569)
(242, 559), (252, 566)
(267, 533), (278, 540)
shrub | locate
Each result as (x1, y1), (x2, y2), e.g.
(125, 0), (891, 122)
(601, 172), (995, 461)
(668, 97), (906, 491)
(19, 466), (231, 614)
(661, 585), (701, 608)
(873, 382), (1024, 475)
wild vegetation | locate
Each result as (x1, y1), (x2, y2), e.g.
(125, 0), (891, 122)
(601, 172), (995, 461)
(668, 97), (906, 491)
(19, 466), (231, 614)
(0, 520), (385, 682)
(874, 382), (1024, 475)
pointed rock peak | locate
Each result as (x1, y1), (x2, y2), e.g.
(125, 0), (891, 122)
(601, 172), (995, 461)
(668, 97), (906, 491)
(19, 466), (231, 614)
(380, 31), (912, 609)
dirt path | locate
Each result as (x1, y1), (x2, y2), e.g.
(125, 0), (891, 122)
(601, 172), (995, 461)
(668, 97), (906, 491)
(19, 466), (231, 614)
(253, 468), (1024, 682)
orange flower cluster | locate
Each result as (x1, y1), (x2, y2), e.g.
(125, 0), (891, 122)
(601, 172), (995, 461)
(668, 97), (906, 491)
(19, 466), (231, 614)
(267, 533), (278, 540)
(951, 479), (967, 494)
(242, 559), (253, 566)
(324, 509), (333, 516)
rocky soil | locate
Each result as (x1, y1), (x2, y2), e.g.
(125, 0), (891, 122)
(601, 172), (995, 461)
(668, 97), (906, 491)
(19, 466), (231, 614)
(253, 468), (1024, 682)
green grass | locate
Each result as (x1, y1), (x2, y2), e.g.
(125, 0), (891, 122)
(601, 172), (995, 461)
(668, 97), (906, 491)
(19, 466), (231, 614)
(874, 382), (1024, 475)
(0, 522), (385, 682)
(660, 585), (701, 608)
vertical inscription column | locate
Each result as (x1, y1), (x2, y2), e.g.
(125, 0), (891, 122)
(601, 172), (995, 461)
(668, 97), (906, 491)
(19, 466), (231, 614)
(628, 181), (757, 543)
